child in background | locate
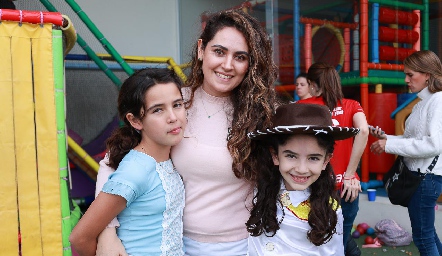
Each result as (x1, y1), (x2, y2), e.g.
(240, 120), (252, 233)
(295, 72), (312, 100)
(246, 103), (359, 256)
(297, 62), (369, 255)
(69, 68), (187, 256)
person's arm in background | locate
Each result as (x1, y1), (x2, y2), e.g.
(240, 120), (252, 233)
(341, 112), (368, 202)
(70, 192), (126, 256)
(93, 156), (127, 256)
(372, 95), (442, 156)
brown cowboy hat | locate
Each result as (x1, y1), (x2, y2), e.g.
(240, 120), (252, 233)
(248, 103), (359, 141)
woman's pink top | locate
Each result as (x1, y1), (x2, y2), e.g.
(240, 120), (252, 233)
(170, 87), (252, 243)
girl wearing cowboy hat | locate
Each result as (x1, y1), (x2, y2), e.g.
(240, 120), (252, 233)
(298, 62), (369, 256)
(246, 103), (359, 256)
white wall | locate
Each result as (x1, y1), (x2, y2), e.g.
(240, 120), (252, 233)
(74, 0), (181, 62)
(15, 0), (253, 64)
(178, 0), (245, 63)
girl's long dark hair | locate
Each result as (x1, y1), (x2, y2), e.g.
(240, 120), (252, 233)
(106, 68), (183, 169)
(246, 134), (339, 246)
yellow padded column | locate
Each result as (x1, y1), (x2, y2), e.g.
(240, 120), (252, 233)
(11, 22), (44, 256)
(0, 21), (20, 255)
(33, 23), (63, 255)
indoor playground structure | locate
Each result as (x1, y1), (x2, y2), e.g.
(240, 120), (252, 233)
(1, 1), (440, 254)
(270, 0), (431, 189)
(0, 9), (78, 256)
(1, 2), (187, 254)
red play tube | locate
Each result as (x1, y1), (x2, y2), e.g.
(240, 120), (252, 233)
(379, 26), (419, 44)
(367, 63), (404, 71)
(305, 23), (312, 71)
(360, 0), (369, 182)
(379, 7), (418, 26)
(379, 46), (416, 61)
(0, 9), (63, 26)
(275, 85), (296, 92)
(300, 17), (357, 29)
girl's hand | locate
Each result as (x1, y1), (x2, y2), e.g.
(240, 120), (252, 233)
(368, 125), (387, 139)
(96, 227), (128, 256)
(370, 139), (386, 155)
(341, 176), (362, 202)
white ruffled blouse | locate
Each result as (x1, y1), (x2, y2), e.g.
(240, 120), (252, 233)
(247, 184), (344, 256)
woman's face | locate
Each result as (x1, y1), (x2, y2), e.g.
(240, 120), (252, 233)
(295, 77), (311, 100)
(404, 67), (429, 93)
(271, 134), (331, 191)
(198, 27), (249, 97)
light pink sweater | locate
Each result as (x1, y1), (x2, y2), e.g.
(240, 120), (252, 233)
(171, 87), (252, 243)
(96, 87), (253, 243)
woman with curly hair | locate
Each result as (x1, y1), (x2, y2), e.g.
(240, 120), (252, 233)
(246, 103), (359, 255)
(94, 9), (280, 256)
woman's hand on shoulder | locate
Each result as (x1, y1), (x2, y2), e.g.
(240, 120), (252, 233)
(96, 227), (128, 256)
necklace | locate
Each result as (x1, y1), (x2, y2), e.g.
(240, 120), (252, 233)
(200, 92), (225, 119)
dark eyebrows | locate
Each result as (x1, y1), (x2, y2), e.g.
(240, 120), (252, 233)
(146, 103), (163, 112)
(146, 98), (183, 112)
(210, 44), (249, 56)
(282, 149), (324, 158)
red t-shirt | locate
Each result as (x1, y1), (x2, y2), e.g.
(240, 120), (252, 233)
(297, 97), (364, 188)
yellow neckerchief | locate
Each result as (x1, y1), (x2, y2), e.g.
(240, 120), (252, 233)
(280, 190), (339, 221)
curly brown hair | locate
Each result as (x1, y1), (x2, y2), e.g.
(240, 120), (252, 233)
(246, 133), (340, 246)
(185, 9), (280, 181)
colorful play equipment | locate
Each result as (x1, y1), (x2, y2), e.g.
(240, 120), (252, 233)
(275, 0), (429, 187)
(0, 9), (78, 256)
(353, 0), (427, 185)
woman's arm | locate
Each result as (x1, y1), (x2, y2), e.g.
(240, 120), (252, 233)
(70, 193), (126, 256)
(96, 227), (128, 256)
(341, 112), (368, 202)
(384, 96), (442, 157)
(96, 156), (120, 228)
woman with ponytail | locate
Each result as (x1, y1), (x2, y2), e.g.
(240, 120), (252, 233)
(297, 62), (369, 256)
(370, 50), (442, 256)
(70, 68), (187, 256)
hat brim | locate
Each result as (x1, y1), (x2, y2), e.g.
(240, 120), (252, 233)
(248, 125), (359, 141)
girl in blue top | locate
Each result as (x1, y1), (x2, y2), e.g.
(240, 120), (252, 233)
(70, 68), (187, 256)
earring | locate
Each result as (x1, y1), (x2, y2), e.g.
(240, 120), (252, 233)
(198, 57), (202, 61)
(426, 80), (429, 84)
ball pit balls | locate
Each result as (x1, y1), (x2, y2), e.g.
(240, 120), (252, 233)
(364, 236), (375, 244)
(366, 227), (375, 235)
(357, 223), (369, 231)
(352, 230), (360, 238)
(356, 226), (366, 235)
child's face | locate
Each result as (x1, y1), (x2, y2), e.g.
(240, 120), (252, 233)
(271, 134), (331, 191)
(295, 77), (310, 100)
(137, 82), (186, 149)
